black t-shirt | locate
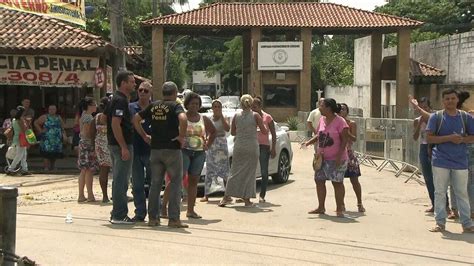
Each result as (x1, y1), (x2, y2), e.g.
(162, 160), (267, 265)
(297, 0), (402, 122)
(138, 100), (184, 150)
(106, 91), (133, 146)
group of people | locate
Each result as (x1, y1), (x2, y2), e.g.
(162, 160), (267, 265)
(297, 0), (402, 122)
(303, 98), (364, 217)
(411, 89), (474, 233)
(79, 71), (279, 228)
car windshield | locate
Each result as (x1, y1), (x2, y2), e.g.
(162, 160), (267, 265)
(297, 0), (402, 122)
(201, 96), (212, 103)
(219, 96), (240, 109)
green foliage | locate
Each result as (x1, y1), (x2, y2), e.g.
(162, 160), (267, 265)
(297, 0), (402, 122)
(374, 0), (472, 47)
(166, 51), (187, 90)
(286, 116), (301, 131)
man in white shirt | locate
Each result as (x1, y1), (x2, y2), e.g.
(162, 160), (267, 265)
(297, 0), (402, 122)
(307, 98), (324, 136)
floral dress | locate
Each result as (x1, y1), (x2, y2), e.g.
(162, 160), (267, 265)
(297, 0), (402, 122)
(40, 115), (63, 159)
(205, 117), (230, 195)
(95, 114), (111, 167)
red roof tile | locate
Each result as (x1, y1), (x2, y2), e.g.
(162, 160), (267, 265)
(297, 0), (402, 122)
(143, 2), (423, 29)
(411, 59), (445, 77)
(0, 7), (109, 51)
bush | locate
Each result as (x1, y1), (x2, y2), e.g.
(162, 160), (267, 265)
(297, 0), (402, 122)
(286, 116), (300, 131)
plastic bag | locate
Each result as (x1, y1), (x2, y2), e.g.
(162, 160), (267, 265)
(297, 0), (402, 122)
(6, 146), (16, 160)
(208, 176), (225, 194)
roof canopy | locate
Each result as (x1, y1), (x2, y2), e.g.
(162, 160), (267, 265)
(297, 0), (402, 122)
(0, 7), (110, 52)
(143, 2), (423, 34)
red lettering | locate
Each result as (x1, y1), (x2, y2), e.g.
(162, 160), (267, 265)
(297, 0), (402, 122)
(23, 72), (37, 81)
(7, 71), (22, 81)
(65, 73), (79, 83)
(38, 72), (52, 82)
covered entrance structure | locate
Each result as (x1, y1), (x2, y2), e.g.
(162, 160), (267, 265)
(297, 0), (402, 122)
(0, 8), (115, 127)
(143, 2), (422, 120)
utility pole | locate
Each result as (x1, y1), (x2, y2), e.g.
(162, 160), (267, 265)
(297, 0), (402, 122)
(108, 0), (126, 71)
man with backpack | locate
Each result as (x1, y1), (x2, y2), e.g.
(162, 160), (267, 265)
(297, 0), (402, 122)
(426, 88), (474, 233)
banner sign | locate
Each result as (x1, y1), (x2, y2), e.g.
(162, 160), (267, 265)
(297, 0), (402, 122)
(258, 42), (303, 70)
(0, 54), (99, 87)
(0, 0), (86, 27)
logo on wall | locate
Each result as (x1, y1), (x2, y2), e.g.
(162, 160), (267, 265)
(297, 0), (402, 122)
(272, 49), (288, 65)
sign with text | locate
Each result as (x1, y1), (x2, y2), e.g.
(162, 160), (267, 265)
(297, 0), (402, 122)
(258, 42), (303, 70)
(0, 0), (86, 27)
(0, 54), (99, 87)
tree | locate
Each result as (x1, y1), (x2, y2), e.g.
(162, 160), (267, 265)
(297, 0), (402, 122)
(374, 0), (472, 46)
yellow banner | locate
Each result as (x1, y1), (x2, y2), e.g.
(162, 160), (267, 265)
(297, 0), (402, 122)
(0, 54), (99, 87)
(0, 0), (86, 27)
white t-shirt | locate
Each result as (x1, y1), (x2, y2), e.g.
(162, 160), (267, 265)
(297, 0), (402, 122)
(307, 108), (321, 131)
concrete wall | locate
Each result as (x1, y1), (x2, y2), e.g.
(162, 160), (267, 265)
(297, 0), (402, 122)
(324, 85), (371, 117)
(383, 31), (474, 84)
(354, 36), (372, 86)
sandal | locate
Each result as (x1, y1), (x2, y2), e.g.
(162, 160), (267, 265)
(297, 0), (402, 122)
(462, 226), (474, 233)
(447, 211), (459, 220)
(200, 197), (208, 202)
(429, 224), (445, 232)
(186, 212), (202, 219)
(336, 211), (345, 218)
(357, 204), (366, 213)
(308, 208), (325, 214)
(425, 207), (434, 213)
(218, 197), (232, 207)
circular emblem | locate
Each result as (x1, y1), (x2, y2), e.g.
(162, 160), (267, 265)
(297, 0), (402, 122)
(272, 49), (288, 65)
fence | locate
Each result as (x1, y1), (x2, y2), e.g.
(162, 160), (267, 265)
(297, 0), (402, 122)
(350, 117), (420, 168)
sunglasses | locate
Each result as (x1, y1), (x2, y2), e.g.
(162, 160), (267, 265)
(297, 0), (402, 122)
(138, 89), (149, 93)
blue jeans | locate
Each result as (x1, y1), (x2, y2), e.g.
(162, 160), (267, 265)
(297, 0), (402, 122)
(109, 145), (133, 220)
(432, 166), (472, 228)
(182, 149), (206, 176)
(148, 149), (183, 220)
(419, 144), (450, 208)
(259, 145), (271, 199)
(468, 145), (474, 213)
(131, 152), (150, 219)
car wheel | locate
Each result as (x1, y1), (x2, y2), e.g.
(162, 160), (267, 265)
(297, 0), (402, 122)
(271, 150), (290, 184)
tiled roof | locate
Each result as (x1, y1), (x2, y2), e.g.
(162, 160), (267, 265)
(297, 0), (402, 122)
(0, 7), (109, 51)
(411, 60), (445, 77)
(143, 2), (423, 29)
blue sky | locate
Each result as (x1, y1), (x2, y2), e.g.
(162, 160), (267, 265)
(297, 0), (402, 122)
(172, 0), (388, 13)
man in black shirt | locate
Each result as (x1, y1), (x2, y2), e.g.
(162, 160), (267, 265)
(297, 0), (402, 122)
(107, 70), (136, 225)
(134, 81), (188, 228)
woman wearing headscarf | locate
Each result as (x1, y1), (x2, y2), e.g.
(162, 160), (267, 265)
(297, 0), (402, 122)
(218, 94), (267, 207)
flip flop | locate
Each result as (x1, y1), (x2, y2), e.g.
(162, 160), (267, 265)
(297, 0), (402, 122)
(429, 224), (445, 232)
(308, 209), (325, 214)
(186, 212), (202, 219)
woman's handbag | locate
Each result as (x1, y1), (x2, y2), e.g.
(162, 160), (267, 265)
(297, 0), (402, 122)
(312, 133), (329, 172)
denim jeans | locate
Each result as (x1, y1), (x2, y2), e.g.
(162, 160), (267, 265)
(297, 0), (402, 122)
(148, 149), (183, 220)
(419, 144), (434, 206)
(109, 145), (133, 220)
(131, 152), (150, 219)
(259, 145), (271, 199)
(432, 166), (472, 228)
(8, 145), (28, 171)
(467, 144), (474, 213)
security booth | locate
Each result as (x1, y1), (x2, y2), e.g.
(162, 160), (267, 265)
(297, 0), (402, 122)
(0, 8), (116, 131)
(144, 2), (423, 121)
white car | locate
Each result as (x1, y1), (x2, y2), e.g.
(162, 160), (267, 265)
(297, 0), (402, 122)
(200, 95), (213, 112)
(199, 112), (293, 192)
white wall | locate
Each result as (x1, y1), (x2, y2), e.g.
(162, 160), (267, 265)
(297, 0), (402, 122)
(354, 36), (372, 86)
(325, 85), (371, 117)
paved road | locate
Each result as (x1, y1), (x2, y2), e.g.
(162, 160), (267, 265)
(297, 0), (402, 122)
(7, 144), (474, 264)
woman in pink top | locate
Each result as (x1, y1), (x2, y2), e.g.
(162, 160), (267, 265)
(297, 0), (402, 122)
(304, 98), (349, 217)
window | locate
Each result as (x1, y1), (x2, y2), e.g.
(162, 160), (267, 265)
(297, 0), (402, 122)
(263, 84), (297, 107)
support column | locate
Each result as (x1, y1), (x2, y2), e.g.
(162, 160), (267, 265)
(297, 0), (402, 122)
(250, 28), (261, 97)
(299, 28), (312, 112)
(396, 28), (411, 118)
(429, 83), (437, 109)
(242, 31), (251, 95)
(152, 26), (164, 99)
(370, 32), (383, 118)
